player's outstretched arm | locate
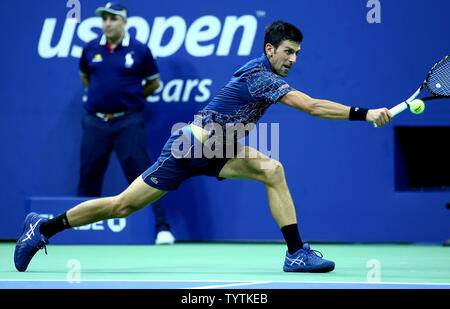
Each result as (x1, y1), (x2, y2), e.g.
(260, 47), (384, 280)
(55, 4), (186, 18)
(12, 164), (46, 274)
(279, 90), (393, 127)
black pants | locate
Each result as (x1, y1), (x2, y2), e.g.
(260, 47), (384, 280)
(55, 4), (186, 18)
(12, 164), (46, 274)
(77, 111), (170, 233)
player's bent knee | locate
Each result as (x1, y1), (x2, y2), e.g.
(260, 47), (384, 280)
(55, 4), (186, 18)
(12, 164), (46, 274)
(113, 205), (134, 218)
(261, 159), (285, 184)
(111, 195), (140, 218)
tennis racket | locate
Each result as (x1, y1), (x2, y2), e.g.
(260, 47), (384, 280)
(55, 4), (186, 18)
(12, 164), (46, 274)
(373, 55), (449, 128)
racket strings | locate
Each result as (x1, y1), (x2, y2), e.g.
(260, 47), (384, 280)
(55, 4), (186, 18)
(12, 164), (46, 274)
(426, 55), (450, 97)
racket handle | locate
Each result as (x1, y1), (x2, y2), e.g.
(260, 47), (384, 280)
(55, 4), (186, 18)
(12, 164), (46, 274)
(373, 102), (409, 128)
(390, 101), (409, 116)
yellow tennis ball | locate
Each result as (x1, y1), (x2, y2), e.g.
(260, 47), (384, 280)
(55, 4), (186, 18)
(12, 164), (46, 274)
(410, 99), (425, 114)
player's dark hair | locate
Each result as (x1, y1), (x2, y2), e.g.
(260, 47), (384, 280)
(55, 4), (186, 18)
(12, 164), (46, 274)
(264, 21), (303, 53)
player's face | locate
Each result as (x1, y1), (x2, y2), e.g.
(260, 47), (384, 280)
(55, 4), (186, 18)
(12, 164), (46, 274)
(267, 40), (301, 77)
(102, 13), (126, 42)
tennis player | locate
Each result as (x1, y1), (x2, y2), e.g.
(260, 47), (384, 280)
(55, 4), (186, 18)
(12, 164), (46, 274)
(14, 21), (392, 273)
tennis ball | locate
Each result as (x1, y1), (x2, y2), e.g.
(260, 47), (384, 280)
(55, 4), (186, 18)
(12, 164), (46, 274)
(409, 99), (425, 114)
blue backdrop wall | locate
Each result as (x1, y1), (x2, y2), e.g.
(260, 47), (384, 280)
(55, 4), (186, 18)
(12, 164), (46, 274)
(1, 0), (449, 243)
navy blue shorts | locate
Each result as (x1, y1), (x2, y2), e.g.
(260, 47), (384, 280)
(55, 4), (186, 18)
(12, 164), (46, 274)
(142, 125), (238, 191)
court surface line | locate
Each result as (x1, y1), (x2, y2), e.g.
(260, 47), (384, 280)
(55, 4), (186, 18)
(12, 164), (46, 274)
(1, 279), (449, 286)
(188, 281), (272, 289)
(0, 279), (260, 283)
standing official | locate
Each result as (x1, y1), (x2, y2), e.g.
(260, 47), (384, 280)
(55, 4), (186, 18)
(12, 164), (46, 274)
(77, 2), (175, 244)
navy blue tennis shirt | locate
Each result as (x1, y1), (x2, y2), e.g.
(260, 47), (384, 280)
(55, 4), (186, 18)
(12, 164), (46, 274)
(141, 53), (297, 190)
(79, 33), (159, 113)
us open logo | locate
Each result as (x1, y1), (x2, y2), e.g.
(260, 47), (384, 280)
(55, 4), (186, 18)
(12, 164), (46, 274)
(38, 14), (258, 59)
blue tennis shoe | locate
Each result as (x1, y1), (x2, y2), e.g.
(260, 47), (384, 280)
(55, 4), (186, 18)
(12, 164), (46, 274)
(283, 243), (335, 273)
(14, 212), (49, 272)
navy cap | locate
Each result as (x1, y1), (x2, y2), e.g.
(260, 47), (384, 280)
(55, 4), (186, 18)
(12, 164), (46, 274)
(95, 2), (127, 19)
